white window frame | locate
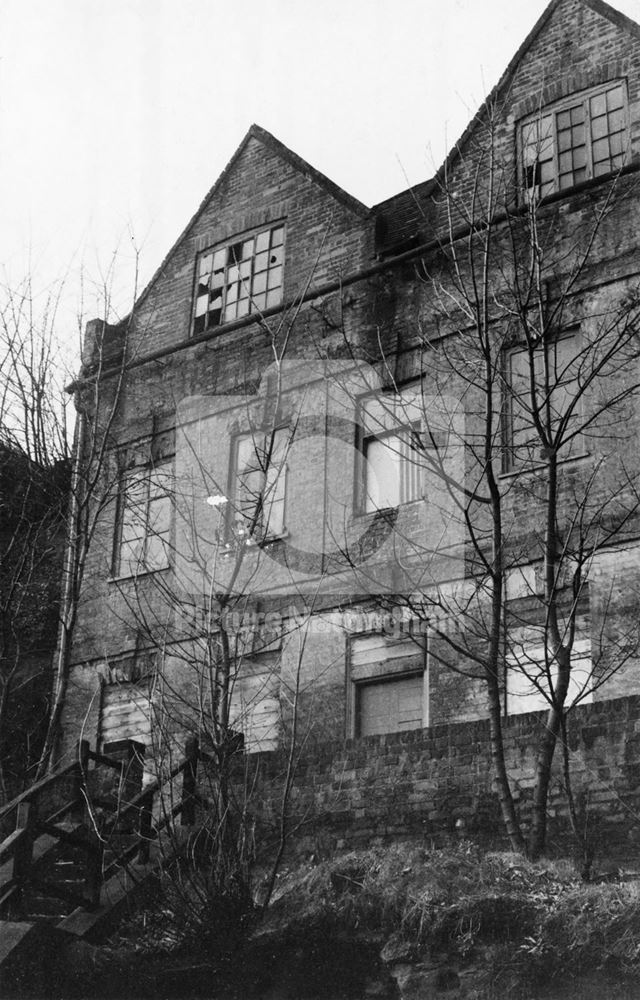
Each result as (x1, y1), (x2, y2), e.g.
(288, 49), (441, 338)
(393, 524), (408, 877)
(519, 81), (629, 201)
(358, 385), (432, 513)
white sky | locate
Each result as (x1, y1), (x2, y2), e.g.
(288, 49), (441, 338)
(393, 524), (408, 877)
(2, 0), (640, 347)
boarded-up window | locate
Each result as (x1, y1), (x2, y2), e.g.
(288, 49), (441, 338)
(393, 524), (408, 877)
(229, 669), (280, 753)
(351, 632), (426, 737)
(357, 673), (424, 737)
(506, 638), (592, 715)
(100, 682), (152, 747)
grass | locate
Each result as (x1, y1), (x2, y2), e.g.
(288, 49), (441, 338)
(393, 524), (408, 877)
(61, 841), (640, 999)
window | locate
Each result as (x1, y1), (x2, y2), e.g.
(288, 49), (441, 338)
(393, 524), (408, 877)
(502, 333), (582, 472)
(230, 428), (288, 540)
(521, 82), (628, 199)
(506, 638), (592, 715)
(194, 224), (285, 333)
(360, 387), (431, 512)
(350, 632), (426, 737)
(115, 465), (172, 576)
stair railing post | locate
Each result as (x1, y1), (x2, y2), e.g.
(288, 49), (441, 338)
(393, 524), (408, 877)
(12, 800), (37, 895)
(181, 736), (199, 826)
(75, 739), (90, 811)
(84, 826), (104, 910)
(137, 788), (155, 864)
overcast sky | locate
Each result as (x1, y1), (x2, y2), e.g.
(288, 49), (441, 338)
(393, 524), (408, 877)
(2, 0), (640, 345)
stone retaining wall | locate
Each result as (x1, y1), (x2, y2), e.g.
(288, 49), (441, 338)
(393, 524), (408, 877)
(243, 694), (640, 857)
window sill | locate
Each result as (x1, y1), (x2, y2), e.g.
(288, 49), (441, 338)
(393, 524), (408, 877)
(221, 528), (288, 552)
(354, 498), (425, 519)
(499, 452), (590, 481)
(518, 160), (640, 210)
(108, 566), (171, 584)
(191, 300), (284, 341)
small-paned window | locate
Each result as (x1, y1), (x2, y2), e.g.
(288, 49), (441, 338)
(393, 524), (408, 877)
(194, 225), (285, 334)
(230, 428), (288, 541)
(359, 386), (434, 512)
(521, 82), (628, 199)
(502, 333), (583, 473)
(114, 464), (172, 576)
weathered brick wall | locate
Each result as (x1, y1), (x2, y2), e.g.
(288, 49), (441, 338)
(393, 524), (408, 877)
(243, 694), (640, 859)
(128, 131), (372, 360)
(430, 0), (640, 226)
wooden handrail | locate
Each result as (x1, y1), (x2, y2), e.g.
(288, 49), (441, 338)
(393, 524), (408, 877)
(113, 756), (189, 817)
(0, 759), (79, 823)
(0, 737), (201, 918)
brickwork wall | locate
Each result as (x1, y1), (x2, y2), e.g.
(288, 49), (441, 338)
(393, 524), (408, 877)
(245, 693), (640, 858)
(430, 0), (640, 227)
(59, 0), (640, 780)
(128, 134), (372, 360)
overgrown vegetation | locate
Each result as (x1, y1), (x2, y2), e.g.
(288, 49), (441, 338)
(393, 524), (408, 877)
(57, 842), (640, 999)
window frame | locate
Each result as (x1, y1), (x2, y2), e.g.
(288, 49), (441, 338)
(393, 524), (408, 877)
(501, 330), (585, 475)
(193, 223), (285, 335)
(228, 426), (289, 543)
(357, 385), (430, 514)
(519, 80), (629, 201)
(505, 638), (592, 715)
(113, 460), (173, 579)
(348, 630), (428, 738)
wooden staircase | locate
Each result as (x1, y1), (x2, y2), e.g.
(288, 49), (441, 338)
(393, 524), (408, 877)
(0, 738), (200, 993)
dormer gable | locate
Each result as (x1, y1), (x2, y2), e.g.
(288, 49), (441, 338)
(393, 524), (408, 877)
(439, 0), (640, 206)
(127, 125), (372, 357)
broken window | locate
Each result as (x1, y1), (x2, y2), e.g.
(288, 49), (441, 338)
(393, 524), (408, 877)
(521, 82), (628, 200)
(193, 224), (285, 334)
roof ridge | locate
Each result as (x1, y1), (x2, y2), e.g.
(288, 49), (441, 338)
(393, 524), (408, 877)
(130, 124), (368, 318)
(428, 0), (640, 193)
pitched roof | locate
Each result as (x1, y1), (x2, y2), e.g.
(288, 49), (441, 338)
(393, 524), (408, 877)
(133, 124), (368, 315)
(371, 0), (640, 256)
(372, 180), (436, 257)
(432, 0), (640, 189)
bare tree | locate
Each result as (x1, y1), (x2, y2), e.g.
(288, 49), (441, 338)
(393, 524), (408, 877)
(366, 99), (640, 858)
(0, 275), (70, 801)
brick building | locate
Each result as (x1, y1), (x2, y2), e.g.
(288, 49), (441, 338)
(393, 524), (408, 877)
(57, 0), (640, 838)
